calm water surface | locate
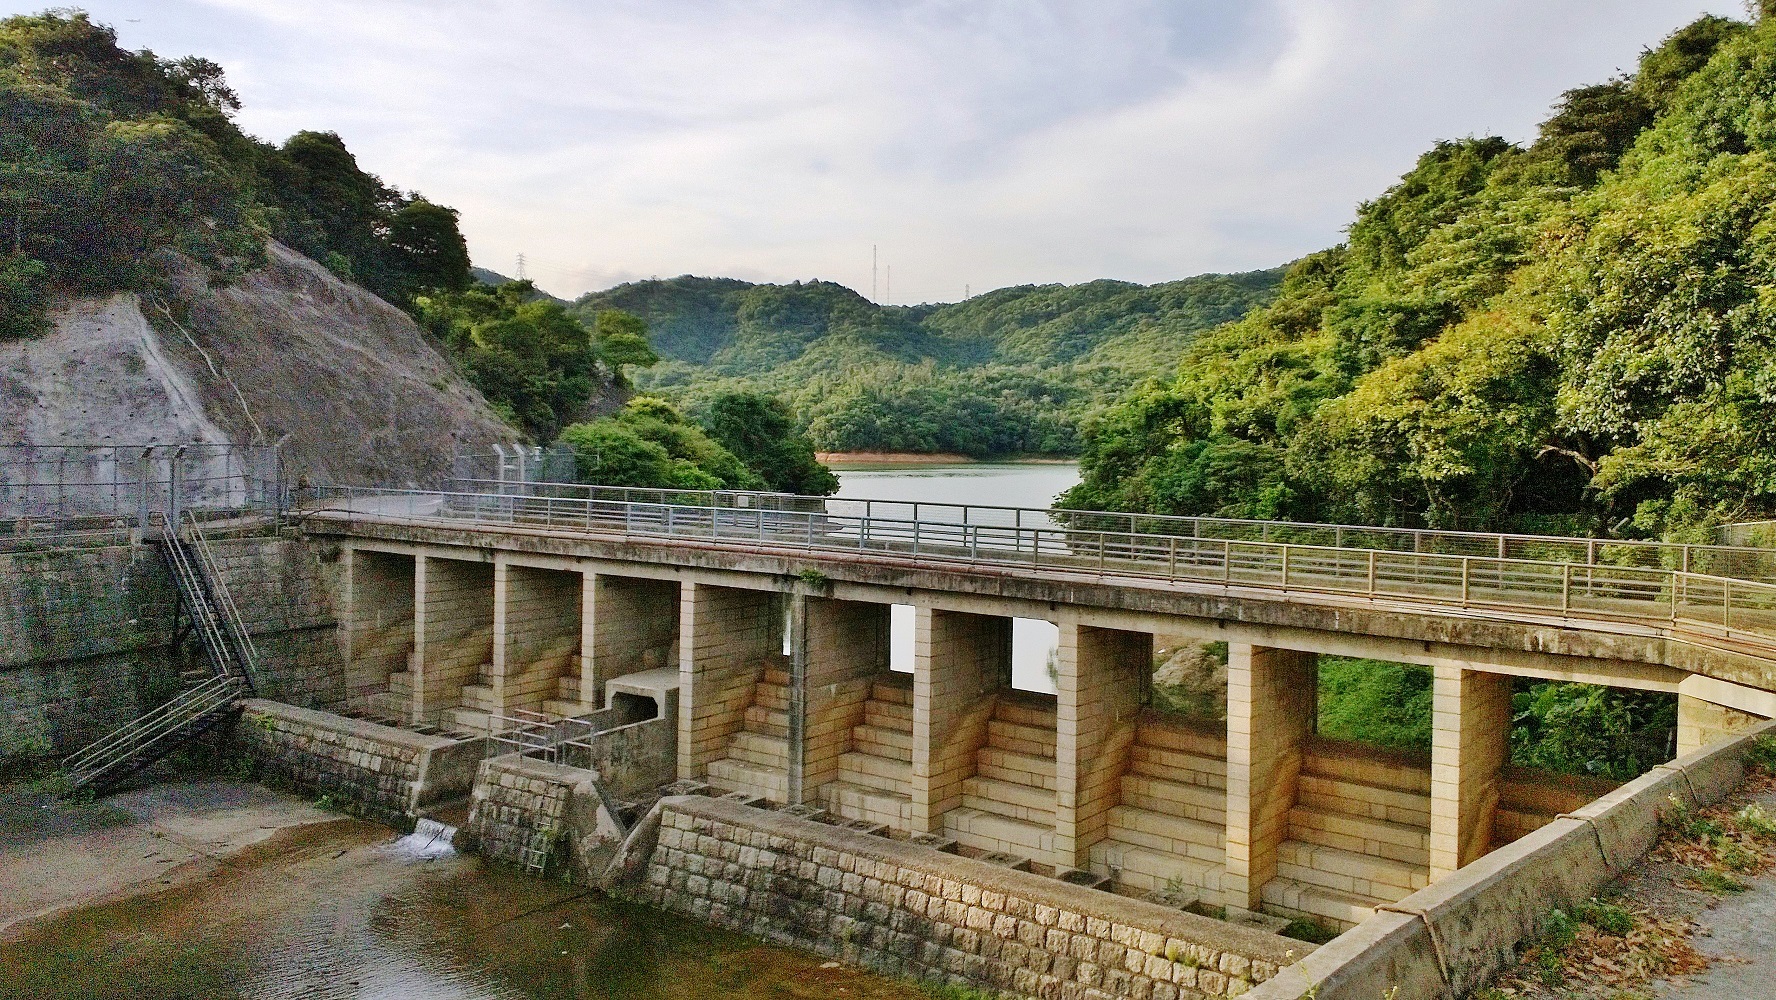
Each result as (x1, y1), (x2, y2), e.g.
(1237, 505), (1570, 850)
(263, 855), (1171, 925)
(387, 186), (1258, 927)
(0, 819), (931, 1000)
(834, 462), (1081, 694)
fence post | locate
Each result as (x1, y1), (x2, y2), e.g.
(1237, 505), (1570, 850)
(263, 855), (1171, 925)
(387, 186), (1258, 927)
(1281, 544), (1290, 589)
(1725, 578), (1732, 633)
(1169, 536), (1177, 579)
(1223, 540), (1232, 585)
(1562, 564), (1571, 612)
(1367, 549), (1377, 595)
(1461, 557), (1470, 606)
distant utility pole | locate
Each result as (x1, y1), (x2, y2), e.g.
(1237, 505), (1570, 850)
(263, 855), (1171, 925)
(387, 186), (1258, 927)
(516, 253), (528, 281)
(872, 245), (878, 302)
(885, 265), (891, 306)
(965, 284), (970, 300)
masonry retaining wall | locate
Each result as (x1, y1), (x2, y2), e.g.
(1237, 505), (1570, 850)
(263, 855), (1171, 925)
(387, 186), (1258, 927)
(237, 699), (486, 826)
(613, 794), (1305, 1000)
(1, 533), (344, 772)
(463, 754), (623, 876)
(1246, 718), (1776, 1000)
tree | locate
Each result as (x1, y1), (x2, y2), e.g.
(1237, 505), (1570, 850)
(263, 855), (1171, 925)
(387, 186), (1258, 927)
(701, 391), (838, 495)
(592, 308), (658, 381)
(386, 198), (470, 297)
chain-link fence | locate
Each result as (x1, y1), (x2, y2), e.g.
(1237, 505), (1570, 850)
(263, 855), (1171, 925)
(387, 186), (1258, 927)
(0, 444), (283, 547)
(450, 443), (574, 491)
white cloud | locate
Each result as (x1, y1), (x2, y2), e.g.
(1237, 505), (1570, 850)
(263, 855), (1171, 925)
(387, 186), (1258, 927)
(39, 0), (1744, 301)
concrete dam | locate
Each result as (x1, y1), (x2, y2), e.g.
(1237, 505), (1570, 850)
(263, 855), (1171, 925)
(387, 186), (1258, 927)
(12, 464), (1776, 999)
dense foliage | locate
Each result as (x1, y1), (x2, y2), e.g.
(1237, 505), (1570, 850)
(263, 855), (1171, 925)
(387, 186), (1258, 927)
(0, 11), (471, 338)
(559, 397), (764, 491)
(416, 281), (655, 441)
(575, 270), (1281, 459)
(1065, 12), (1776, 538)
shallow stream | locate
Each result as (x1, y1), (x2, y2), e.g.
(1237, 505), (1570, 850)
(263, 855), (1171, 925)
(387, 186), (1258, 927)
(0, 817), (931, 1000)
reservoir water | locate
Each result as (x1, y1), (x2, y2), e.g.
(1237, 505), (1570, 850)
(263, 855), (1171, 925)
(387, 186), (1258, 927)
(832, 461), (1082, 694)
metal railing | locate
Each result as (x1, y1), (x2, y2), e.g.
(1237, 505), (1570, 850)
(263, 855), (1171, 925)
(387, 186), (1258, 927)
(300, 486), (1776, 658)
(61, 674), (245, 791)
(179, 510), (262, 685)
(438, 478), (1776, 583)
(0, 443), (285, 550)
(157, 512), (257, 691)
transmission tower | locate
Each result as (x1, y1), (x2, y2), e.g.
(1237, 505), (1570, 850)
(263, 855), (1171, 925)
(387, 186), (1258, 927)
(516, 253), (528, 281)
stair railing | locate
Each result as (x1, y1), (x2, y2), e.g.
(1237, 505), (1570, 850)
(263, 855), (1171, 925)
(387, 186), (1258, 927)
(179, 510), (262, 683)
(155, 511), (254, 691)
(61, 674), (244, 788)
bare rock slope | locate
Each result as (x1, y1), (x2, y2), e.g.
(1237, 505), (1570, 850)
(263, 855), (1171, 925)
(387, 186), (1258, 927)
(2, 242), (516, 487)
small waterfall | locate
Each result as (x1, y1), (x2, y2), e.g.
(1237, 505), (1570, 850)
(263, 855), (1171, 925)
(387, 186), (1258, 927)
(389, 818), (458, 859)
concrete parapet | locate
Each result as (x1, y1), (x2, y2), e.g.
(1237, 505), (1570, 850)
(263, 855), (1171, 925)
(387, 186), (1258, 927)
(619, 793), (1304, 1000)
(1246, 911), (1447, 1000)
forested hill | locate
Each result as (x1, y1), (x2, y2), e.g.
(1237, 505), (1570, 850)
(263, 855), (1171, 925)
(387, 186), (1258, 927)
(572, 269), (1282, 458)
(1063, 9), (1776, 540)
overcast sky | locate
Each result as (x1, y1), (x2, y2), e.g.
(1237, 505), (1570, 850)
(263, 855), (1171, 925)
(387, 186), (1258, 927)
(30, 1), (1743, 302)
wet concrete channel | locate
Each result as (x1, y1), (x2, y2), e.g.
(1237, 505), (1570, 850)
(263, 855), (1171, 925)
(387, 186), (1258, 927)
(0, 780), (933, 1000)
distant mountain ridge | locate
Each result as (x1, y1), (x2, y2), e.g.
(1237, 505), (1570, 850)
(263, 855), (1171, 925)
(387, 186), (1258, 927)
(568, 269), (1283, 458)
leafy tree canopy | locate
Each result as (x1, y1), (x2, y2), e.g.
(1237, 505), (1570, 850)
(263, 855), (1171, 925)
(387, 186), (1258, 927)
(1065, 10), (1776, 538)
(0, 10), (471, 338)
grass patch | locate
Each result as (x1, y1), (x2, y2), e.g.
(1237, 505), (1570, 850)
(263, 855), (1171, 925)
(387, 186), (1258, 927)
(1682, 867), (1749, 895)
(1316, 658), (1433, 751)
(1280, 918), (1341, 945)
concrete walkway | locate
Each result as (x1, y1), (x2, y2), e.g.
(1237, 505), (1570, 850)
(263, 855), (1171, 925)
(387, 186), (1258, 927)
(0, 779), (339, 936)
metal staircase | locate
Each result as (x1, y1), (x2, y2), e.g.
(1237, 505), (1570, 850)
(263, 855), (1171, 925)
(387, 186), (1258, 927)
(61, 512), (261, 793)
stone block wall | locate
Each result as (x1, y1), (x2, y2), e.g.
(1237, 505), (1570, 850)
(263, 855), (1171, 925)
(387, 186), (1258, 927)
(465, 754), (599, 865)
(630, 795), (1302, 999)
(237, 699), (477, 825)
(912, 608), (1010, 832)
(1430, 666), (1512, 877)
(1058, 623), (1150, 867)
(2, 535), (343, 772)
(416, 555), (494, 720)
(560, 714), (677, 798)
(589, 574), (679, 701)
(344, 548), (414, 700)
(802, 596), (889, 798)
(679, 583), (777, 780)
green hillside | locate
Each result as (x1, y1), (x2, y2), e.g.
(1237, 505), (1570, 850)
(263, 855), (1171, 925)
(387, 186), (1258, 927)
(1064, 11), (1776, 539)
(0, 11), (476, 337)
(572, 269), (1282, 458)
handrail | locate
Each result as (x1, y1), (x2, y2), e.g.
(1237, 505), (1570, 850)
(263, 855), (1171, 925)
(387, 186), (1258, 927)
(61, 674), (242, 778)
(440, 477), (1776, 581)
(156, 511), (246, 686)
(180, 509), (261, 671)
(299, 487), (1776, 665)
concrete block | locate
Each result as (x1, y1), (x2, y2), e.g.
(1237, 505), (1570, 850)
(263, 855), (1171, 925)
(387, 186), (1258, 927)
(1241, 911), (1446, 1000)
(1562, 766), (1691, 870)
(1382, 817), (1606, 997)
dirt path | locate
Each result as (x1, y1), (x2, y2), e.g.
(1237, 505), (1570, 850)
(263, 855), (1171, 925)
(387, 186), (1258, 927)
(1653, 784), (1776, 999)
(0, 778), (340, 936)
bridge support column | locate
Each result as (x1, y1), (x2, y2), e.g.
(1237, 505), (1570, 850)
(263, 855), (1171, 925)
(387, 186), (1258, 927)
(1055, 623), (1149, 869)
(1224, 643), (1317, 914)
(678, 583), (777, 782)
(911, 608), (1011, 833)
(1677, 694), (1762, 757)
(1430, 665), (1511, 879)
(792, 597), (890, 804)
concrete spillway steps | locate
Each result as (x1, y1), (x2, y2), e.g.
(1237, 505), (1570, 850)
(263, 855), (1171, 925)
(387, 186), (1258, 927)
(944, 695), (1057, 862)
(823, 677), (915, 830)
(705, 667), (793, 804)
(1263, 766), (1433, 928)
(1087, 719), (1230, 895)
